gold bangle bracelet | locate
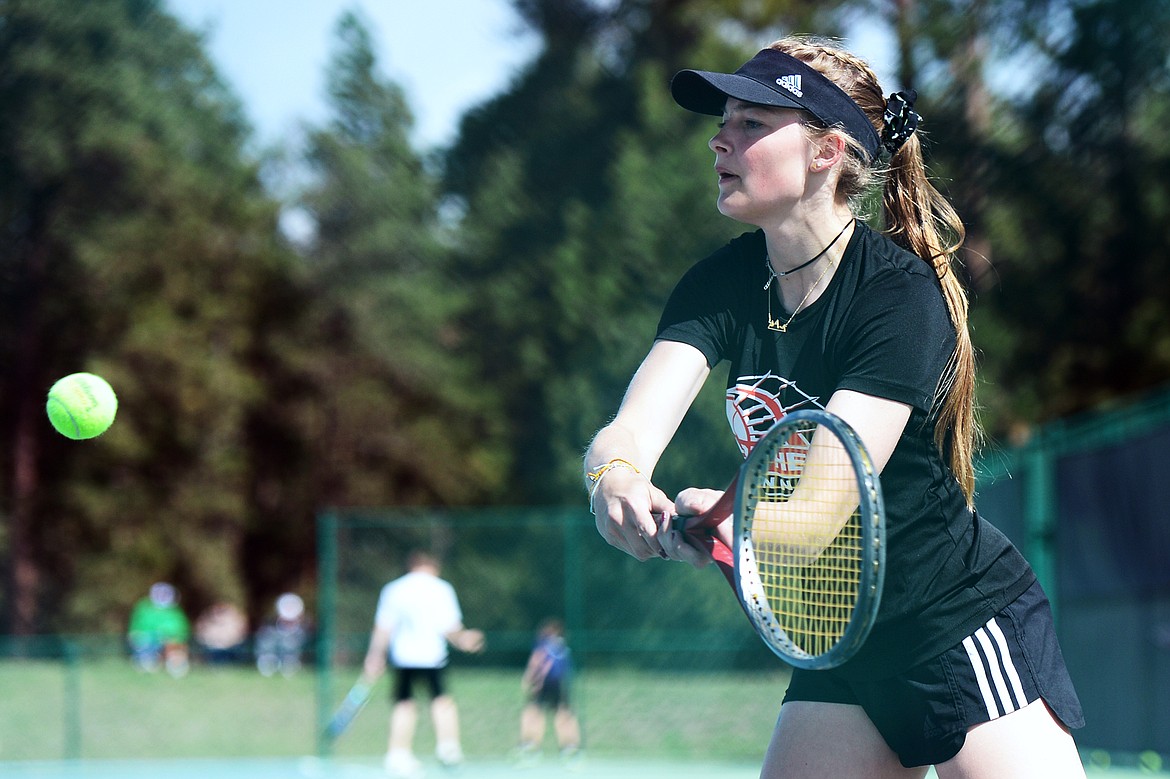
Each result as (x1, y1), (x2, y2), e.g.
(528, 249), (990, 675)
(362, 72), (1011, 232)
(586, 458), (640, 484)
(585, 458), (641, 510)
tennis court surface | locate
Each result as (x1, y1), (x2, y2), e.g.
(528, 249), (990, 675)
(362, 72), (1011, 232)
(0, 756), (758, 778)
(0, 756), (1159, 778)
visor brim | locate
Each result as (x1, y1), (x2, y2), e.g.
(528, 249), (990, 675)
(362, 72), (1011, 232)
(670, 69), (805, 116)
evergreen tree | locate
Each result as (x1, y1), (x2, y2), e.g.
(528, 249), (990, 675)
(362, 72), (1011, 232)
(296, 12), (507, 509)
(933, 0), (1170, 430)
(0, 0), (297, 631)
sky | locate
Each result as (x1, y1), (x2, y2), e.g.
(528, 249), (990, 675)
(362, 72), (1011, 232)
(164, 0), (541, 151)
(163, 1), (898, 158)
(161, 1), (896, 245)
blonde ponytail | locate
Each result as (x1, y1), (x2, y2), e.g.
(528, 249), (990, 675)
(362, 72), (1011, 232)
(884, 135), (979, 502)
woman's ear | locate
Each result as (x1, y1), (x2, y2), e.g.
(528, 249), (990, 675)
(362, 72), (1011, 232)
(810, 133), (847, 173)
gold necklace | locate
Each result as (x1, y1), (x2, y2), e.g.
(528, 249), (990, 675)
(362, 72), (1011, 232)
(765, 220), (853, 333)
(767, 254), (838, 332)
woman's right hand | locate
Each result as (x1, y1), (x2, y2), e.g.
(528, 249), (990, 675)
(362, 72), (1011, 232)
(591, 468), (675, 561)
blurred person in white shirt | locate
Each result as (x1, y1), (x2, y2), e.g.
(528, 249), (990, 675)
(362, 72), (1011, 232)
(360, 551), (485, 778)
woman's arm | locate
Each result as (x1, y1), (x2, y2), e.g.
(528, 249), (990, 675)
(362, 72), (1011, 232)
(824, 389), (911, 473)
(668, 389), (912, 562)
(585, 340), (711, 561)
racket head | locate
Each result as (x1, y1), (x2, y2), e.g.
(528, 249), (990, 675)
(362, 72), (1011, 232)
(733, 409), (885, 669)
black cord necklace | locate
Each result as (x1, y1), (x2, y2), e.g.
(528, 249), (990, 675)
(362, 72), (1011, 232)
(763, 219), (855, 291)
(764, 219), (855, 333)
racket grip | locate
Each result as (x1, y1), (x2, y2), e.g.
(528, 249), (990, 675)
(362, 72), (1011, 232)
(672, 516), (735, 571)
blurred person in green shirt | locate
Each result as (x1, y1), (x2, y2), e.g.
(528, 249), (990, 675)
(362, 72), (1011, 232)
(128, 582), (190, 677)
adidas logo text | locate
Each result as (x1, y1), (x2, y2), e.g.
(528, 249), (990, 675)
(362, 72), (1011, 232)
(776, 75), (803, 97)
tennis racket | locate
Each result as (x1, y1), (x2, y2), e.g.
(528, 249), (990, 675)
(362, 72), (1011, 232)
(323, 678), (373, 741)
(673, 408), (885, 669)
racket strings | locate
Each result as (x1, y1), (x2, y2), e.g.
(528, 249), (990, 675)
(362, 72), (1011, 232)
(758, 520), (862, 655)
(746, 425), (865, 657)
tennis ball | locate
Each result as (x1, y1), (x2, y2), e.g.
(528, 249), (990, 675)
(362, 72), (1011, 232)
(1087, 750), (1111, 770)
(46, 372), (118, 440)
(1139, 751), (1163, 774)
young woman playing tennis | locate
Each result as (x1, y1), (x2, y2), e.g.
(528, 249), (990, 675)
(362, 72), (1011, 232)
(584, 36), (1085, 778)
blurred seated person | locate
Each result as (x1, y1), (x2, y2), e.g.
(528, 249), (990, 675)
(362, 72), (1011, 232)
(256, 592), (309, 677)
(128, 582), (190, 678)
(195, 601), (249, 665)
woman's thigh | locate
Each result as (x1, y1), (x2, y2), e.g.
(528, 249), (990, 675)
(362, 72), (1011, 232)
(761, 701), (929, 779)
(935, 699), (1085, 779)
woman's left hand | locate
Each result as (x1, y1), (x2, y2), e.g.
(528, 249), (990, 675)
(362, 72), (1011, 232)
(660, 487), (733, 568)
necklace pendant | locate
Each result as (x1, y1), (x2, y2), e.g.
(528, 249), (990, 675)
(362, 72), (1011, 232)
(768, 318), (788, 333)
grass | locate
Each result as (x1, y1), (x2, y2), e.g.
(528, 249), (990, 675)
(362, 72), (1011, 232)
(1, 656), (1162, 777)
(0, 656), (785, 763)
(0, 657), (322, 760)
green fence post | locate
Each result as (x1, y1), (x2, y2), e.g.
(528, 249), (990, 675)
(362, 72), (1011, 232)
(62, 639), (81, 760)
(316, 510), (338, 757)
(563, 510), (585, 643)
(563, 509), (590, 742)
(1022, 439), (1058, 618)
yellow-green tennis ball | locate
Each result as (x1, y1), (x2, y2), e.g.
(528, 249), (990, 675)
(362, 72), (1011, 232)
(46, 372), (118, 440)
(1087, 750), (1111, 770)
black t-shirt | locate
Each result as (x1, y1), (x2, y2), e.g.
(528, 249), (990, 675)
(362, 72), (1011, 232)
(657, 223), (1035, 679)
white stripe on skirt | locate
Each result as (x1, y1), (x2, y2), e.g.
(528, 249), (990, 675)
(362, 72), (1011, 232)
(961, 617), (1031, 720)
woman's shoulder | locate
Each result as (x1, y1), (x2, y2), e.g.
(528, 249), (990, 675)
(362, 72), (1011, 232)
(854, 222), (936, 281)
(697, 229), (764, 264)
(681, 230), (765, 286)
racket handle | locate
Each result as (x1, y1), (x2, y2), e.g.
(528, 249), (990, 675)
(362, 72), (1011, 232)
(672, 516), (735, 583)
(670, 479), (738, 585)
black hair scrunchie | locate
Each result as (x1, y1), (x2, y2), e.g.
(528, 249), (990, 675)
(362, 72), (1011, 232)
(881, 90), (920, 155)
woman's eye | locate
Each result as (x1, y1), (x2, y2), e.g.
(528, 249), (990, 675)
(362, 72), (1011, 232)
(716, 117), (762, 129)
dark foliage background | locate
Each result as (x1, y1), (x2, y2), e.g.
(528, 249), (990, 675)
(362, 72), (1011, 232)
(2, 0), (1168, 634)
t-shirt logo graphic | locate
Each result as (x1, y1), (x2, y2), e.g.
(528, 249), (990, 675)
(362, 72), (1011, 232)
(726, 372), (820, 458)
(776, 74), (803, 97)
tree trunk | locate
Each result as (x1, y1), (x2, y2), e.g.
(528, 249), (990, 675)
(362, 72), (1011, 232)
(953, 4), (996, 290)
(5, 236), (48, 636)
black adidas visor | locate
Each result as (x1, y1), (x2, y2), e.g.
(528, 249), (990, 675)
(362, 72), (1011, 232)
(671, 48), (882, 163)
